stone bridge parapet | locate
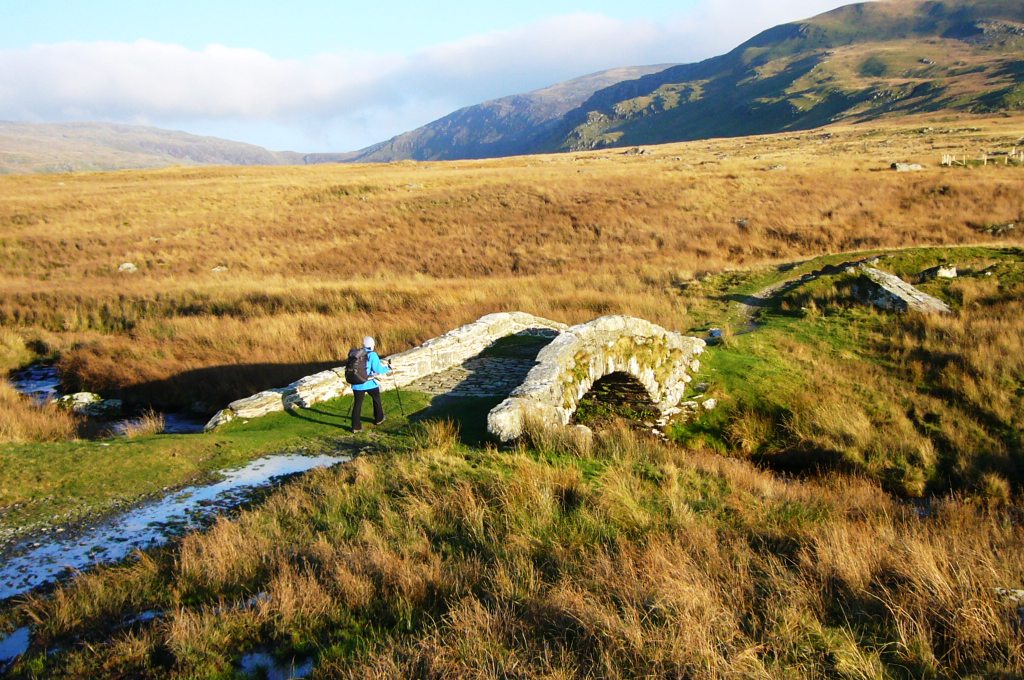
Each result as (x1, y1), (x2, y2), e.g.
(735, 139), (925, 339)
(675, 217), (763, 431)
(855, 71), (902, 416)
(205, 312), (567, 430)
(487, 315), (706, 442)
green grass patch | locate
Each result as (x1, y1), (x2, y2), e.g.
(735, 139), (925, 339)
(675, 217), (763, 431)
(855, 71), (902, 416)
(409, 394), (505, 446)
(0, 390), (431, 536)
(673, 245), (1024, 496)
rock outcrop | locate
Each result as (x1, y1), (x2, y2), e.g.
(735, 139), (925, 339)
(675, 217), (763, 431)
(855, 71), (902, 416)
(487, 315), (706, 442)
(204, 312), (567, 430)
(919, 264), (958, 281)
(853, 265), (952, 314)
(56, 392), (123, 418)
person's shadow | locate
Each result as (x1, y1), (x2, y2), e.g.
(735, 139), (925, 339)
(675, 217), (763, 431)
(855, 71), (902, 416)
(285, 392), (415, 433)
(284, 403), (351, 429)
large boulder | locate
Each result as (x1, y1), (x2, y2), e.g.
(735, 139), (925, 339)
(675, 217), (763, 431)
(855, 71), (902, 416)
(852, 266), (952, 314)
(920, 264), (958, 281)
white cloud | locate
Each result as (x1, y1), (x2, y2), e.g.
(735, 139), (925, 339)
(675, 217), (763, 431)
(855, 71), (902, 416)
(0, 1), (852, 151)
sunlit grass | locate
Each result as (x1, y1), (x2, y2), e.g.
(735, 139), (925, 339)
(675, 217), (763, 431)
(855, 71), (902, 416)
(6, 424), (1021, 677)
(0, 115), (1021, 414)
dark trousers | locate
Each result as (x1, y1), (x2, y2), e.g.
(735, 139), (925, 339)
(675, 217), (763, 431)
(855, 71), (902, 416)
(351, 387), (383, 431)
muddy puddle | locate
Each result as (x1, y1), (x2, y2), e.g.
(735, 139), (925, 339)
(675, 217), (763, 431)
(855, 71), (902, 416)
(0, 454), (348, 600)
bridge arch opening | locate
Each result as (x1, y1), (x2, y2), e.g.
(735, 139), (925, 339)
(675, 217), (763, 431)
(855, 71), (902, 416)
(572, 371), (661, 430)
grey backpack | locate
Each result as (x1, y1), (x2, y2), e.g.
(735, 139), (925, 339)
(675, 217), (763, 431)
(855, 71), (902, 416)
(344, 348), (369, 384)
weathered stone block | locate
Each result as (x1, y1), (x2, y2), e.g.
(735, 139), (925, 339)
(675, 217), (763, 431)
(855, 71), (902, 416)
(855, 265), (951, 314)
(228, 389), (288, 419)
(288, 370), (350, 408)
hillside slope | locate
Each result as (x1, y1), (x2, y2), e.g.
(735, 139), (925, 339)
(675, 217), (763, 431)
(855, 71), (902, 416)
(0, 122), (303, 174)
(553, 0), (1024, 150)
(344, 0), (1024, 160)
(331, 65), (674, 163)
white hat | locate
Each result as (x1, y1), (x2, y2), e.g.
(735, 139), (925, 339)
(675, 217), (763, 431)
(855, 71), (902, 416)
(363, 336), (376, 350)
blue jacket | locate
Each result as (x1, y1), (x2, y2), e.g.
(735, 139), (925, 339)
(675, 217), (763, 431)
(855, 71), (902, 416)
(352, 349), (389, 391)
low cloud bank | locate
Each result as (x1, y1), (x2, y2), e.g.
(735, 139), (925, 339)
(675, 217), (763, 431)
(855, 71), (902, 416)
(0, 1), (846, 151)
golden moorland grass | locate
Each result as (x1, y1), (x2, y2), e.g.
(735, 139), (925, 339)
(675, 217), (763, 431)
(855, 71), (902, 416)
(9, 422), (1022, 677)
(0, 381), (78, 443)
(0, 114), (1022, 416)
(0, 328), (80, 442)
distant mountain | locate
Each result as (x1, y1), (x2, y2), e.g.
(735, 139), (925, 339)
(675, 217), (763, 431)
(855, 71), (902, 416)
(5, 0), (1021, 172)
(330, 65), (675, 163)
(342, 0), (1024, 161)
(0, 122), (303, 174)
(550, 0), (1024, 151)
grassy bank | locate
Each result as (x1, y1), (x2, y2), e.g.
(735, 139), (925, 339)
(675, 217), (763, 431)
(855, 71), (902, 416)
(672, 246), (1024, 498)
(3, 422), (1021, 677)
(0, 391), (427, 540)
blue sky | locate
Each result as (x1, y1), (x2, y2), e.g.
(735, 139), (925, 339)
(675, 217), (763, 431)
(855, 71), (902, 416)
(4, 1), (700, 56)
(0, 0), (850, 151)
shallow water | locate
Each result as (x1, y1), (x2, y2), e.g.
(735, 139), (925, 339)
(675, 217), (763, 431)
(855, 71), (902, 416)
(239, 650), (315, 679)
(0, 454), (348, 600)
(0, 626), (30, 667)
(10, 363), (207, 434)
(9, 365), (61, 404)
(112, 412), (206, 435)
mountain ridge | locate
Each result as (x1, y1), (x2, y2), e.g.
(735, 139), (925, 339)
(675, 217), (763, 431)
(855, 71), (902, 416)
(547, 0), (1024, 151)
(343, 0), (1024, 161)
(0, 121), (303, 174)
(2, 0), (1022, 172)
(319, 65), (676, 164)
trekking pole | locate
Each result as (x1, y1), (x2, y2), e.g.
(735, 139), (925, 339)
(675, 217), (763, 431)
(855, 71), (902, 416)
(388, 360), (406, 416)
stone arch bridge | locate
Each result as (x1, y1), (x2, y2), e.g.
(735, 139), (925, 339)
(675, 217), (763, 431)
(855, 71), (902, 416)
(205, 312), (705, 439)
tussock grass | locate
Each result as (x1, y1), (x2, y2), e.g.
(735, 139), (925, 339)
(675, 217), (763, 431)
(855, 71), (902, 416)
(0, 380), (79, 443)
(119, 409), (164, 438)
(8, 428), (1021, 677)
(0, 328), (32, 373)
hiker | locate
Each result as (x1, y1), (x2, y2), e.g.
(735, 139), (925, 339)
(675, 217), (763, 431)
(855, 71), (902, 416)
(350, 336), (390, 432)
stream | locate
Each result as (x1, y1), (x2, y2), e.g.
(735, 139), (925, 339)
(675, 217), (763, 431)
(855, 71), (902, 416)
(9, 364), (61, 404)
(0, 453), (349, 601)
(9, 364), (206, 434)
